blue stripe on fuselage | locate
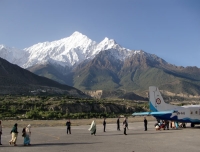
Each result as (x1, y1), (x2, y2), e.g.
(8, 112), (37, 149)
(149, 100), (200, 123)
(153, 114), (178, 121)
(153, 115), (200, 123)
(150, 101), (157, 112)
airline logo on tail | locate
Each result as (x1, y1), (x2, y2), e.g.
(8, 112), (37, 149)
(156, 98), (161, 104)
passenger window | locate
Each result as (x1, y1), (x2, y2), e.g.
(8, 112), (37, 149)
(191, 111), (193, 114)
(196, 111), (198, 114)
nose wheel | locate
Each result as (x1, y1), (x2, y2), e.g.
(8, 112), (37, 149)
(191, 123), (195, 127)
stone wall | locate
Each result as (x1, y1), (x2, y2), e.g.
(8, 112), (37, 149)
(84, 90), (103, 99)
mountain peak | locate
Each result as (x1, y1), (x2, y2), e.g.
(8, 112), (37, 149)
(0, 31), (165, 70)
(0, 45), (13, 50)
(0, 45), (5, 49)
(71, 31), (84, 37)
(97, 37), (118, 50)
(101, 37), (116, 44)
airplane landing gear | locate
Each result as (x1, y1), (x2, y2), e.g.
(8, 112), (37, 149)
(191, 123), (195, 127)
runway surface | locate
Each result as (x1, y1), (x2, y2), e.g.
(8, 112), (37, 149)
(1, 121), (200, 152)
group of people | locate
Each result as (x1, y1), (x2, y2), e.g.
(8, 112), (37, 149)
(155, 120), (170, 130)
(88, 117), (126, 136)
(0, 117), (148, 146)
(0, 121), (31, 146)
(88, 116), (148, 136)
(154, 119), (187, 130)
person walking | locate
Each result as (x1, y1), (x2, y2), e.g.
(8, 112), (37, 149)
(66, 119), (71, 134)
(144, 117), (148, 131)
(0, 121), (2, 145)
(117, 117), (120, 131)
(126, 117), (129, 130)
(24, 124), (31, 146)
(165, 120), (169, 130)
(103, 118), (106, 132)
(123, 118), (127, 135)
(9, 123), (18, 146)
(88, 120), (96, 135)
(22, 127), (26, 144)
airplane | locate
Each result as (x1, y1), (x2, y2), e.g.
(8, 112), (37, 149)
(132, 86), (200, 127)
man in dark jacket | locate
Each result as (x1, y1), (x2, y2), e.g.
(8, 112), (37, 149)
(144, 117), (148, 131)
(117, 117), (120, 131)
(123, 118), (128, 135)
(103, 118), (106, 132)
(66, 119), (71, 134)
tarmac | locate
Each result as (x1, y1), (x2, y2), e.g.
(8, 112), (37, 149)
(1, 121), (200, 152)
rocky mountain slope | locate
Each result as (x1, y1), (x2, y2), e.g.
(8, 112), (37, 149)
(1, 32), (200, 98)
(0, 57), (87, 97)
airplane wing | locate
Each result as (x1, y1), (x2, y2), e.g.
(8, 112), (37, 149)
(132, 110), (177, 118)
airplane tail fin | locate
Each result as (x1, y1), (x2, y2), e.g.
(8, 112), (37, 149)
(149, 86), (176, 112)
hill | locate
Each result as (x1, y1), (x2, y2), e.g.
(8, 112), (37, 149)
(0, 57), (86, 97)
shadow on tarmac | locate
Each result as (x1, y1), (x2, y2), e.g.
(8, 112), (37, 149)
(31, 142), (101, 147)
(0, 142), (101, 147)
(96, 131), (175, 136)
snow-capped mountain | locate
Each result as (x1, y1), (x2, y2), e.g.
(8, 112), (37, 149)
(0, 31), (141, 69)
(0, 45), (28, 67)
(1, 31), (200, 97)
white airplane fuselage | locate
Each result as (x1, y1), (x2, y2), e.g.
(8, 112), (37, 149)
(134, 86), (200, 127)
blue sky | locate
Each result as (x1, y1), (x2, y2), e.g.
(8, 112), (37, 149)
(0, 0), (200, 67)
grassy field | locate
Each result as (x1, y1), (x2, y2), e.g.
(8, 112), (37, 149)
(1, 116), (156, 128)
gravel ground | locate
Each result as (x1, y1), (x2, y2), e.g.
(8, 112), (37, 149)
(1, 116), (156, 128)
